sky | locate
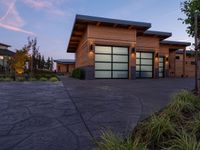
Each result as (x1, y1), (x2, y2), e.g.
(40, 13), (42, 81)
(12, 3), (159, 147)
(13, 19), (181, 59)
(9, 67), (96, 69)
(0, 0), (194, 60)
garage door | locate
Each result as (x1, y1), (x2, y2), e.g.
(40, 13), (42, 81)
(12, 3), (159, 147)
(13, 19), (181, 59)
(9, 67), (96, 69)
(95, 46), (129, 79)
(136, 52), (153, 78)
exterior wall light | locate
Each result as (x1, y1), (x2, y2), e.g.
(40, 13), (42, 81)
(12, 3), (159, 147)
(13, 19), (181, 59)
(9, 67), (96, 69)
(90, 44), (95, 52)
(131, 48), (136, 54)
(166, 57), (169, 62)
(155, 52), (159, 58)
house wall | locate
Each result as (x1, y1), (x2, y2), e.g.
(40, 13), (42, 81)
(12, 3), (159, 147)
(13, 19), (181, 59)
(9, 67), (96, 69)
(175, 53), (195, 77)
(57, 64), (75, 73)
(136, 36), (160, 78)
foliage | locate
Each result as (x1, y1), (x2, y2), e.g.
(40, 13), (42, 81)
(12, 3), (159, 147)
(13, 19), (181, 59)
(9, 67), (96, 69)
(180, 0), (200, 38)
(49, 77), (59, 82)
(95, 130), (147, 150)
(95, 90), (200, 150)
(0, 77), (13, 81)
(72, 68), (85, 79)
(167, 130), (200, 150)
(39, 77), (48, 81)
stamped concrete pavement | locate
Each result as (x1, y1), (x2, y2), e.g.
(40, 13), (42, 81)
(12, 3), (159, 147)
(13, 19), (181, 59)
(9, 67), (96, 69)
(0, 78), (194, 150)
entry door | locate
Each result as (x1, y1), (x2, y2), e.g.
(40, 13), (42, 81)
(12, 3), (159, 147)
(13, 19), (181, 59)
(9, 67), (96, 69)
(95, 46), (129, 79)
(159, 57), (165, 78)
(136, 52), (153, 78)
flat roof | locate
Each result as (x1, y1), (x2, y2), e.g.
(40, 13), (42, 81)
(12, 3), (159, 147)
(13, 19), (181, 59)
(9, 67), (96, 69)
(160, 40), (191, 46)
(142, 30), (172, 40)
(67, 14), (151, 53)
(0, 43), (11, 47)
(54, 59), (75, 64)
(0, 49), (15, 56)
(176, 50), (195, 55)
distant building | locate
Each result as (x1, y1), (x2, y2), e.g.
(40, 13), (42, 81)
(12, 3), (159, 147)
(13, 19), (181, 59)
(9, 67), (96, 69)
(0, 43), (15, 73)
(175, 50), (195, 77)
(54, 59), (75, 74)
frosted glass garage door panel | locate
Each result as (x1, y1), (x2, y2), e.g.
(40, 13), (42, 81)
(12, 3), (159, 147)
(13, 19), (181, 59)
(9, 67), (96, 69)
(113, 63), (128, 70)
(113, 47), (128, 54)
(95, 46), (111, 54)
(140, 59), (153, 65)
(95, 71), (112, 78)
(113, 55), (128, 62)
(141, 72), (153, 78)
(113, 71), (128, 78)
(140, 66), (153, 71)
(95, 63), (111, 70)
(95, 54), (111, 62)
(141, 53), (153, 58)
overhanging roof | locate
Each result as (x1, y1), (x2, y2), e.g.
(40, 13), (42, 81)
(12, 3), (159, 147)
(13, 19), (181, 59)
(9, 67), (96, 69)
(0, 49), (15, 56)
(142, 30), (172, 40)
(54, 59), (75, 64)
(0, 43), (11, 47)
(67, 14), (151, 53)
(160, 40), (191, 46)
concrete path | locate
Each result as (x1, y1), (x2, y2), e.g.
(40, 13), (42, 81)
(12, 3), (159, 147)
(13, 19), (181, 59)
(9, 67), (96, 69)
(0, 78), (194, 150)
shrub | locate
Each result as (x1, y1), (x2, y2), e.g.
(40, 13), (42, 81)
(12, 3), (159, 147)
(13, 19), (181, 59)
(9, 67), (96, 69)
(3, 77), (13, 82)
(49, 77), (58, 82)
(29, 77), (37, 81)
(16, 77), (26, 82)
(189, 114), (200, 139)
(166, 130), (200, 150)
(72, 68), (85, 79)
(39, 77), (48, 81)
(95, 130), (147, 150)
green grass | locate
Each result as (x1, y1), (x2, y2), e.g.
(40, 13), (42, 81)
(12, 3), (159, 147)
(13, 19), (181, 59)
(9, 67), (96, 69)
(94, 90), (200, 150)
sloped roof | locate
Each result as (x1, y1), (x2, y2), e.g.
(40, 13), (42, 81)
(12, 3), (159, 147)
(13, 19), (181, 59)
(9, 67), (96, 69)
(54, 59), (75, 64)
(160, 40), (191, 46)
(0, 49), (15, 56)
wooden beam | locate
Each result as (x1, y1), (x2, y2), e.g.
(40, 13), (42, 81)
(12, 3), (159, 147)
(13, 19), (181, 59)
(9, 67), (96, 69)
(96, 22), (101, 26)
(128, 25), (133, 29)
(113, 24), (118, 28)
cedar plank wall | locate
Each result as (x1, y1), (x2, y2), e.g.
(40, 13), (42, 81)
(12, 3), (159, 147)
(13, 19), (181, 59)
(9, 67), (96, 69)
(87, 24), (137, 79)
(136, 36), (160, 78)
(57, 64), (75, 73)
(75, 27), (89, 68)
(175, 54), (195, 77)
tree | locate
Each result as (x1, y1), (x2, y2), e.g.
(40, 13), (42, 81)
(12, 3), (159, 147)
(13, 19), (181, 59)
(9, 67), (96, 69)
(180, 0), (200, 38)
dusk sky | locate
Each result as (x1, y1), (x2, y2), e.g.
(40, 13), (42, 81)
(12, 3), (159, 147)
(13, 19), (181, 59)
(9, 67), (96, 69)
(0, 0), (194, 60)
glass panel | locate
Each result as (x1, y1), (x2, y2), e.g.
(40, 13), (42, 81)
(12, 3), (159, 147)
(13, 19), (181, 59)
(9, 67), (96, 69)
(141, 59), (153, 65)
(136, 65), (140, 71)
(113, 71), (128, 78)
(141, 72), (152, 78)
(159, 63), (163, 67)
(136, 72), (140, 77)
(95, 71), (111, 78)
(159, 72), (163, 77)
(141, 66), (152, 71)
(136, 59), (140, 65)
(113, 55), (128, 62)
(113, 63), (128, 70)
(113, 47), (128, 54)
(136, 52), (140, 58)
(159, 68), (164, 72)
(95, 46), (111, 54)
(159, 57), (164, 62)
(95, 63), (111, 70)
(141, 53), (153, 58)
(95, 54), (111, 62)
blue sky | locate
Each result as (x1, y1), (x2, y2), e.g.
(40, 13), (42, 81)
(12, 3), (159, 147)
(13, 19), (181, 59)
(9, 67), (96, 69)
(0, 0), (193, 59)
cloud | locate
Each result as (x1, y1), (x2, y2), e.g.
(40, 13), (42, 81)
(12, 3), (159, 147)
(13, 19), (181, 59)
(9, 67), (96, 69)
(22, 0), (66, 16)
(0, 0), (35, 35)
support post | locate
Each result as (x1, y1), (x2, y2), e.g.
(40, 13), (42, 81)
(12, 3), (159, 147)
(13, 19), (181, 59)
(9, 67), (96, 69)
(195, 11), (199, 94)
(183, 48), (186, 77)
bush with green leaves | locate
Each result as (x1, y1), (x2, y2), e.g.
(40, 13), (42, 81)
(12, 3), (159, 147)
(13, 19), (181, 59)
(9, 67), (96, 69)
(29, 77), (37, 81)
(49, 77), (58, 82)
(39, 77), (48, 81)
(72, 68), (85, 79)
(2, 77), (13, 81)
(16, 77), (26, 82)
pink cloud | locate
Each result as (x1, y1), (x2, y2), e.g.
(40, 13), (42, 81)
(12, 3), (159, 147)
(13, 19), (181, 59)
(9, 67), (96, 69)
(0, 0), (34, 35)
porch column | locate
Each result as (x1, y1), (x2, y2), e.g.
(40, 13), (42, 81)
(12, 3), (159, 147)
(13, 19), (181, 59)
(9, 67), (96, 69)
(129, 43), (136, 80)
(183, 48), (186, 77)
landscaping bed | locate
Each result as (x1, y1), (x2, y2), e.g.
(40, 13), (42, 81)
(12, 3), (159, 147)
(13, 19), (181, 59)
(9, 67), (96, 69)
(95, 90), (200, 150)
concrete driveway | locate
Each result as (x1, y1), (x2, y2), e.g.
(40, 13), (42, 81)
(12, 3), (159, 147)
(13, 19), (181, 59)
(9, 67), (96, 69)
(0, 78), (194, 150)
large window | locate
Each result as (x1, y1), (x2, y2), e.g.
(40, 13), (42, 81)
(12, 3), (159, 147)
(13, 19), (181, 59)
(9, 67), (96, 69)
(95, 46), (129, 79)
(136, 52), (153, 78)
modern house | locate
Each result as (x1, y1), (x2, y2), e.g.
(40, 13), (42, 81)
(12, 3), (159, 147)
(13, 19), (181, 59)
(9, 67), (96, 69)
(66, 15), (191, 79)
(54, 59), (75, 74)
(0, 43), (15, 73)
(175, 50), (195, 77)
